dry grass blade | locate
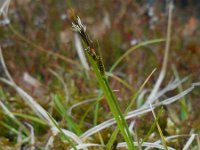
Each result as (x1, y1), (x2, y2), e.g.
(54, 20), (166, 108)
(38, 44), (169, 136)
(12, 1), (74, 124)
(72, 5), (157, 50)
(0, 78), (55, 126)
(145, 134), (192, 150)
(68, 98), (97, 116)
(45, 129), (58, 150)
(0, 47), (83, 147)
(145, 0), (173, 105)
(117, 141), (175, 150)
(80, 84), (198, 140)
(0, 47), (53, 126)
(74, 33), (90, 70)
(137, 89), (150, 107)
(0, 99), (16, 119)
(149, 103), (168, 149)
(183, 134), (196, 150)
(197, 134), (200, 149)
(0, 78), (84, 145)
(24, 123), (35, 150)
(0, 99), (29, 135)
(148, 77), (189, 104)
(0, 48), (13, 82)
(51, 127), (82, 144)
(69, 143), (105, 150)
(0, 0), (10, 18)
(49, 69), (70, 102)
(158, 84), (196, 105)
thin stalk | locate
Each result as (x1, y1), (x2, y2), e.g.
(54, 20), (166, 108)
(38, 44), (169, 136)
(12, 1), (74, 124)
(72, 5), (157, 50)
(106, 68), (156, 149)
(93, 92), (103, 126)
(88, 55), (136, 149)
(47, 113), (77, 150)
(109, 39), (165, 73)
(145, 0), (173, 105)
(71, 15), (136, 149)
(172, 65), (188, 120)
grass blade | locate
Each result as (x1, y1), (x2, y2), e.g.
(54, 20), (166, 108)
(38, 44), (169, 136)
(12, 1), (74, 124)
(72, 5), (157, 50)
(71, 15), (136, 149)
(109, 39), (165, 72)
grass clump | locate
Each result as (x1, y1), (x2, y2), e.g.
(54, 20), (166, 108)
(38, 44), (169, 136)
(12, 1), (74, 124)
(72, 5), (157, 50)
(71, 12), (136, 150)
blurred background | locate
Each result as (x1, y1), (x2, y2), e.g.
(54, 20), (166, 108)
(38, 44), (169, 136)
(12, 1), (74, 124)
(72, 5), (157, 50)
(0, 1), (199, 99)
(1, 0), (199, 78)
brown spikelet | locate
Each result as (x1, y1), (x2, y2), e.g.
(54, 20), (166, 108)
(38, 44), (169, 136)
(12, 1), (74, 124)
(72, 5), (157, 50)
(71, 15), (106, 76)
(97, 56), (105, 76)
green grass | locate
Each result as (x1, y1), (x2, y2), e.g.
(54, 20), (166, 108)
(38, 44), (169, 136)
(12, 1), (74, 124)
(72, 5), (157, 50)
(71, 15), (137, 149)
(86, 51), (136, 149)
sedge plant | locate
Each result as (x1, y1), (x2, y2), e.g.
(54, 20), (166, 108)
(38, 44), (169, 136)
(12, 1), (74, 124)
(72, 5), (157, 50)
(70, 12), (136, 149)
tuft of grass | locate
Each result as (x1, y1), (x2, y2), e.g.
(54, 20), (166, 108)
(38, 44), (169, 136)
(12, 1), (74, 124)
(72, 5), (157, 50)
(71, 14), (136, 149)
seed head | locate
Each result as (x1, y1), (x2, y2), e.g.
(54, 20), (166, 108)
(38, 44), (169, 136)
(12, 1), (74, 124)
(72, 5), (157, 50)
(72, 16), (86, 33)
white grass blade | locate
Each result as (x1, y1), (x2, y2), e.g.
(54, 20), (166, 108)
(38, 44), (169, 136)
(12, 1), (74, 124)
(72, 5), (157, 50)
(157, 134), (190, 142)
(0, 78), (84, 145)
(0, 48), (13, 82)
(193, 82), (200, 86)
(128, 121), (135, 135)
(49, 69), (70, 102)
(145, 1), (173, 105)
(0, 48), (84, 146)
(0, 99), (15, 119)
(183, 134), (196, 150)
(158, 84), (195, 105)
(17, 129), (23, 148)
(74, 33), (89, 70)
(147, 71), (165, 104)
(0, 99), (30, 135)
(25, 123), (35, 150)
(0, 78), (56, 126)
(0, 0), (10, 15)
(117, 141), (175, 150)
(0, 47), (55, 126)
(68, 98), (97, 115)
(51, 127), (83, 145)
(70, 143), (105, 150)
(0, 0), (10, 25)
(149, 77), (188, 104)
(145, 134), (191, 150)
(197, 134), (200, 149)
(137, 89), (150, 107)
(45, 129), (58, 150)
(80, 84), (198, 140)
